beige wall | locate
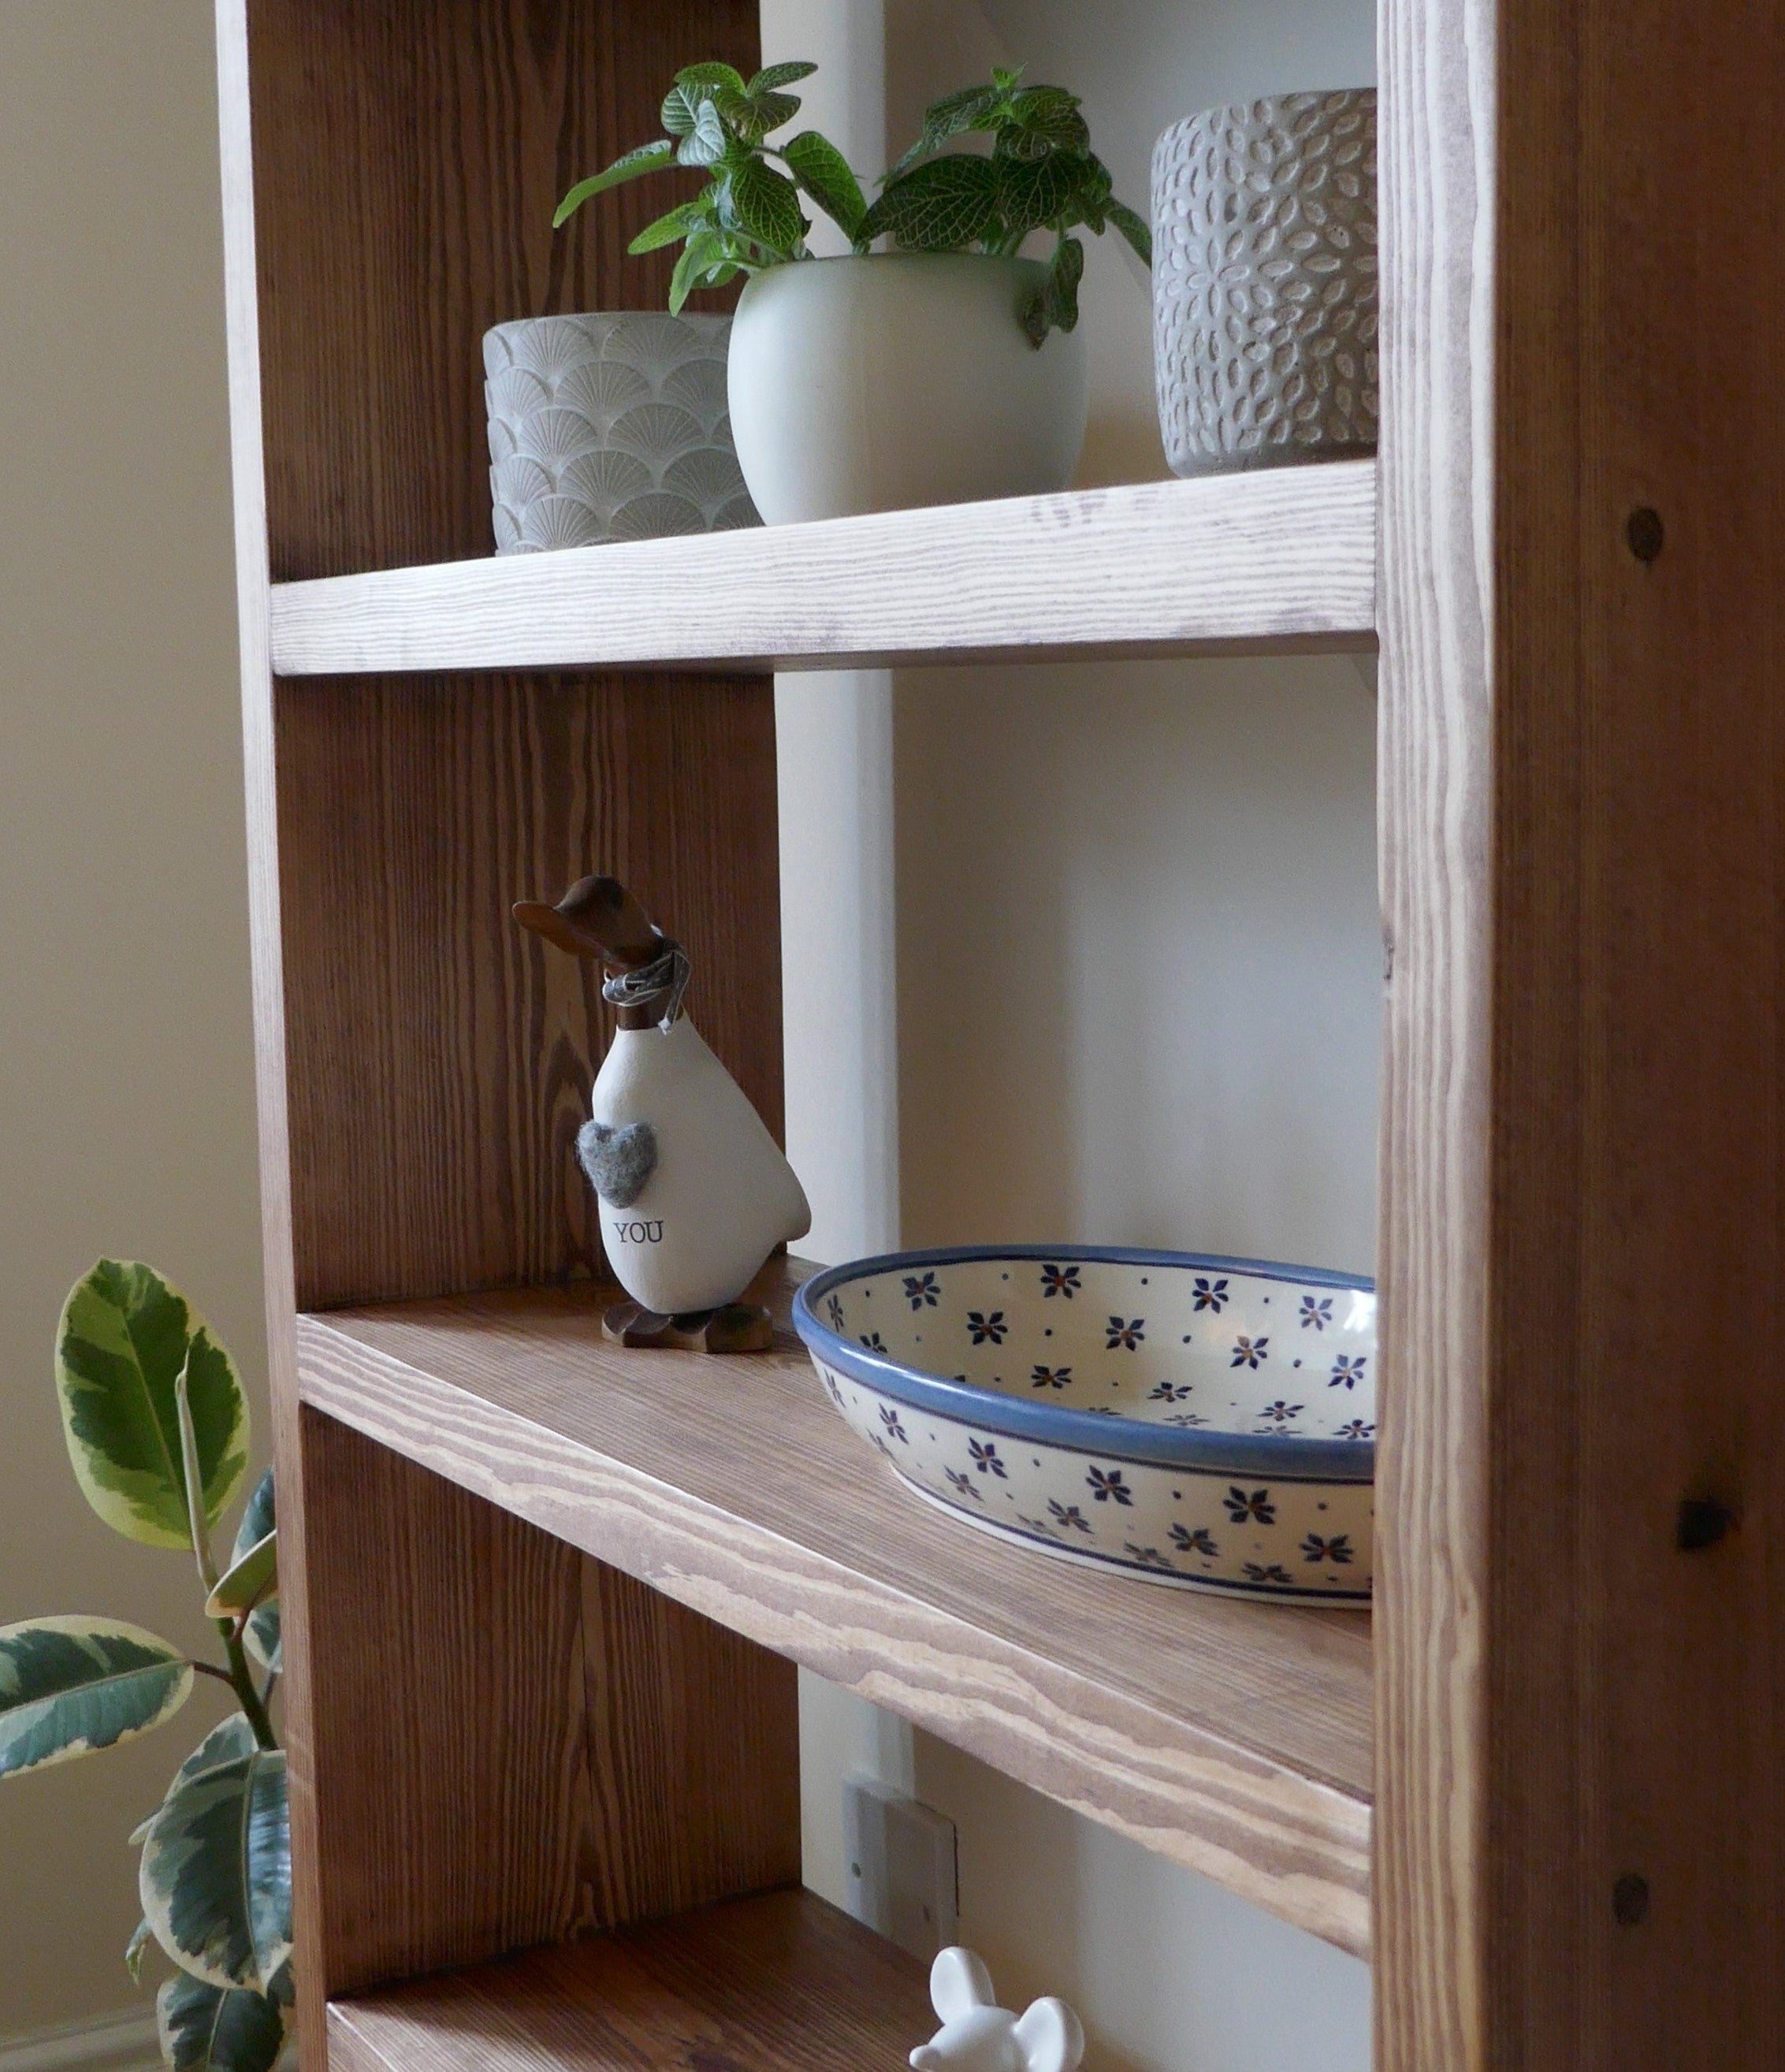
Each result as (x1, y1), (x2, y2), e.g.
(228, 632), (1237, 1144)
(0, 0), (262, 2041)
(780, 2), (1380, 2068)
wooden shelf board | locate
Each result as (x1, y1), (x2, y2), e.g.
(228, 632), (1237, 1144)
(267, 465), (1377, 678)
(297, 1261), (1374, 1955)
(327, 1889), (928, 2072)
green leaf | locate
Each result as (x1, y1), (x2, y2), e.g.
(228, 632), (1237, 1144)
(674, 61), (746, 94)
(132, 1713), (262, 1846)
(1023, 232), (1085, 346)
(231, 1470), (274, 1570)
(229, 1471), (281, 1677)
(205, 1531), (275, 1620)
(675, 98), (729, 169)
(991, 65), (1024, 92)
(668, 233), (719, 314)
(127, 1916), (154, 1984)
(1106, 198), (1152, 267)
(993, 86), (1088, 162)
(996, 150), (1088, 239)
(553, 139), (676, 226)
(887, 83), (1002, 177)
(243, 1603), (281, 1679)
(862, 154), (1000, 251)
(139, 1749), (290, 1993)
(716, 86), (801, 141)
(628, 199), (707, 255)
(724, 157), (806, 252)
(781, 131), (867, 243)
(0, 1617), (192, 1778)
(55, 1261), (249, 1550)
(157, 1974), (287, 2072)
(748, 60), (817, 95)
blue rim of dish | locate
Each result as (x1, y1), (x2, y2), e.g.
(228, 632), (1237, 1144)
(794, 1243), (1377, 1483)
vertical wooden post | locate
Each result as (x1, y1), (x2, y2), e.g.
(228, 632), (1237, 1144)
(1377, 0), (1785, 2063)
(215, 4), (795, 2063)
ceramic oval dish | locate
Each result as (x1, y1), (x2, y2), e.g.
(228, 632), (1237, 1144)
(793, 1245), (1376, 1603)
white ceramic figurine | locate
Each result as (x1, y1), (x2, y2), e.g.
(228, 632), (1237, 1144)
(514, 875), (810, 1352)
(909, 1949), (1085, 2072)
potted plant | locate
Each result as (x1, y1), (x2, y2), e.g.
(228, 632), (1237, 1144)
(0, 1263), (288, 2072)
(556, 62), (1151, 523)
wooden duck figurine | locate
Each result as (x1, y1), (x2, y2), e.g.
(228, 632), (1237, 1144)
(514, 875), (810, 1352)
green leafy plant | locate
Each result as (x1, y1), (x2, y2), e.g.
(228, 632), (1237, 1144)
(553, 60), (867, 311)
(554, 60), (1148, 344)
(2, 1262), (287, 2072)
(865, 67), (1152, 342)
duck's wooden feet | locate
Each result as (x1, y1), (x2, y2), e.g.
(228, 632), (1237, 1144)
(601, 1300), (776, 1354)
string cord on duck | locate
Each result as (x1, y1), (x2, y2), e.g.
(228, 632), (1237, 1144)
(601, 930), (691, 1030)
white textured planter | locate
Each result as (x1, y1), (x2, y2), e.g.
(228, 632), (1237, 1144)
(483, 312), (758, 551)
(727, 254), (1089, 523)
(1152, 90), (1378, 475)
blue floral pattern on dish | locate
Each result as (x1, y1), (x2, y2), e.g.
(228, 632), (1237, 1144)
(794, 1246), (1375, 1602)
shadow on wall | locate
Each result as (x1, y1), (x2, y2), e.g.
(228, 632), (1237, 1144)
(895, 658), (1382, 1274)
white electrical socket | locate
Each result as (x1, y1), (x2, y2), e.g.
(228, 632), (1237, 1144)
(842, 1776), (958, 1962)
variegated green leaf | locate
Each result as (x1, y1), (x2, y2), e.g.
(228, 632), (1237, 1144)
(781, 131), (867, 243)
(230, 1471), (273, 1568)
(205, 1531), (275, 1620)
(862, 154), (1000, 251)
(675, 98), (729, 169)
(140, 1750), (291, 1992)
(0, 1617), (192, 1777)
(723, 157), (805, 253)
(242, 1602), (280, 1679)
(552, 139), (675, 227)
(887, 81), (1002, 178)
(157, 1973), (287, 2072)
(229, 1472), (281, 1676)
(748, 60), (816, 95)
(132, 1713), (262, 1845)
(991, 85), (1088, 162)
(126, 1916), (154, 1983)
(56, 1261), (249, 1549)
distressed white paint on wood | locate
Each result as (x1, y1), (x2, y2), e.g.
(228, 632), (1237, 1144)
(268, 464), (1378, 677)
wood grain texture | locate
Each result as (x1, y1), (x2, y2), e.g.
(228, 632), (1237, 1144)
(266, 465), (1378, 677)
(295, 1406), (801, 2008)
(327, 1890), (930, 2072)
(1371, 0), (1495, 2054)
(218, 4), (792, 2057)
(273, 671), (780, 1309)
(245, 0), (757, 581)
(295, 1266), (1375, 1955)
(292, 1407), (593, 1996)
(1377, 0), (1785, 2061)
(575, 1562), (801, 1931)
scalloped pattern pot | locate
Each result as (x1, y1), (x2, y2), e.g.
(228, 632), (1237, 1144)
(794, 1246), (1376, 1603)
(1151, 90), (1378, 476)
(483, 313), (760, 552)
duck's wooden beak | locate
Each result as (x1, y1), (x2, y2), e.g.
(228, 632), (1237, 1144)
(513, 874), (660, 969)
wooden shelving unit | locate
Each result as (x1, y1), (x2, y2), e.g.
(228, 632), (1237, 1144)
(217, 0), (1785, 2069)
(328, 1892), (930, 2072)
(297, 1262), (1373, 1955)
(266, 467), (1377, 676)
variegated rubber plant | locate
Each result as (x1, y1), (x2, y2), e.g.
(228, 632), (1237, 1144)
(0, 1262), (288, 2072)
(555, 61), (1150, 344)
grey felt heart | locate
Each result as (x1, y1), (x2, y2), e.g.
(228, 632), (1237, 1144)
(576, 1119), (658, 1208)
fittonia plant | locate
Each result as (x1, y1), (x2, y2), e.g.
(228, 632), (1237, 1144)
(556, 61), (1151, 345)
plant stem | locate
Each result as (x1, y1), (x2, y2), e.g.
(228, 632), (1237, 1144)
(218, 1620), (279, 1750)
